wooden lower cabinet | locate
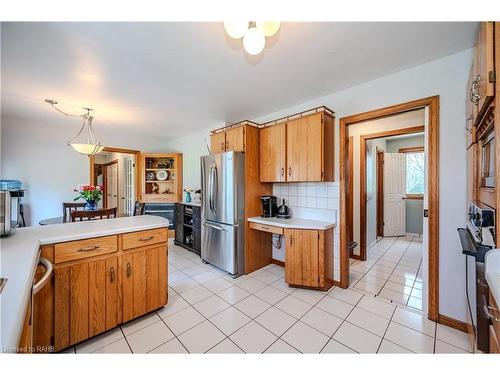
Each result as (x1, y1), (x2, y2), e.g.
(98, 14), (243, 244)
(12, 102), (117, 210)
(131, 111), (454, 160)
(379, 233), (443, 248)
(284, 228), (333, 291)
(44, 229), (168, 352)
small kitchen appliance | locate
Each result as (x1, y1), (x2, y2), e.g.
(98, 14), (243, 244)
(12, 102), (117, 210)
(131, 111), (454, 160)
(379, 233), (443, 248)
(0, 191), (12, 236)
(260, 195), (277, 218)
(276, 199), (291, 219)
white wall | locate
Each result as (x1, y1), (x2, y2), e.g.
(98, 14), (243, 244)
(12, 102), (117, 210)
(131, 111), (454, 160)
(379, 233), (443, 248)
(167, 48), (473, 322)
(0, 114), (169, 226)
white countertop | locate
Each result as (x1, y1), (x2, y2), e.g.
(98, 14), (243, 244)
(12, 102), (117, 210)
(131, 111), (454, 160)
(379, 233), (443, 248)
(248, 216), (336, 230)
(0, 215), (169, 351)
(179, 201), (201, 207)
(486, 249), (500, 305)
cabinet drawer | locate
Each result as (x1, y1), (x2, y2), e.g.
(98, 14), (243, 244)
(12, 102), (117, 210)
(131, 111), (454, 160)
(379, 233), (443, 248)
(249, 222), (283, 235)
(122, 228), (168, 250)
(54, 235), (117, 264)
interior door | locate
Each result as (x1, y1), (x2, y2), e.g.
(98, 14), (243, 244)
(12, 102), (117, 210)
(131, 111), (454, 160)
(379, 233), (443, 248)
(124, 158), (134, 216)
(383, 153), (406, 237)
(260, 123), (286, 182)
(106, 163), (118, 209)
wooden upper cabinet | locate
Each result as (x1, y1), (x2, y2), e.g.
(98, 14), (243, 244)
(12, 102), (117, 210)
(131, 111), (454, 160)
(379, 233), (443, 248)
(225, 126), (245, 152)
(260, 123), (286, 181)
(286, 113), (334, 182)
(471, 22), (495, 126)
(211, 131), (226, 153)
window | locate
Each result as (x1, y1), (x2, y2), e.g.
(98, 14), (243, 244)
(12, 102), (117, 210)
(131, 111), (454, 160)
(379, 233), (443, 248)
(401, 147), (424, 196)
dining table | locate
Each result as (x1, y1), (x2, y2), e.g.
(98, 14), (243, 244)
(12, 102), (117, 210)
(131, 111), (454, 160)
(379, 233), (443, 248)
(39, 213), (128, 226)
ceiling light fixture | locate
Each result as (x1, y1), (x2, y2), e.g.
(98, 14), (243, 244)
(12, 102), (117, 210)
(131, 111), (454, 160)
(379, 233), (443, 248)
(224, 21), (280, 56)
(45, 99), (104, 156)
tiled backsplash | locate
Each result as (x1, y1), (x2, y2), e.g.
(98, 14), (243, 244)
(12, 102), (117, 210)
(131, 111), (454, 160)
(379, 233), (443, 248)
(273, 181), (340, 210)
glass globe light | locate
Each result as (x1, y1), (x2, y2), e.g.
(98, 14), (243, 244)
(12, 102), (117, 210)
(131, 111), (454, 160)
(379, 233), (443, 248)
(224, 21), (249, 39)
(243, 27), (265, 55)
(256, 21), (280, 37)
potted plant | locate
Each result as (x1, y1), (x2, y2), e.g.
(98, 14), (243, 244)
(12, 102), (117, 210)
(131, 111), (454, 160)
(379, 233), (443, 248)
(74, 185), (103, 211)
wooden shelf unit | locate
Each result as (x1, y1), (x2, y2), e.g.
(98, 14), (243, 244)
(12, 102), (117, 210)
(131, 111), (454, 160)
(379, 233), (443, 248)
(140, 153), (183, 203)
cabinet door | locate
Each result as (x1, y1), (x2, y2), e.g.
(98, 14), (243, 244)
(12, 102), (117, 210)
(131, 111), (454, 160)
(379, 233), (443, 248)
(225, 126), (245, 152)
(88, 260), (106, 337)
(285, 229), (320, 288)
(475, 22), (495, 121)
(287, 114), (323, 181)
(260, 124), (286, 182)
(133, 251), (147, 318)
(105, 257), (120, 330)
(69, 262), (90, 345)
(121, 253), (134, 322)
(211, 132), (226, 153)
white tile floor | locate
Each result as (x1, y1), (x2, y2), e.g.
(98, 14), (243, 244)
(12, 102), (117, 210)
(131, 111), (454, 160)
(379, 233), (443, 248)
(66, 238), (472, 354)
(350, 235), (424, 311)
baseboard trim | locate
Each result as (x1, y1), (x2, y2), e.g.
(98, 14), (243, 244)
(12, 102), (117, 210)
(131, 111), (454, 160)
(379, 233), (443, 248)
(438, 314), (468, 333)
(270, 259), (285, 267)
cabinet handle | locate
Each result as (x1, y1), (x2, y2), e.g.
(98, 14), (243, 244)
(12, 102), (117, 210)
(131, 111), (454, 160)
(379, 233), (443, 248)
(126, 262), (132, 278)
(483, 304), (499, 322)
(225, 141), (229, 150)
(288, 167), (292, 177)
(470, 75), (480, 105)
(110, 267), (115, 282)
(77, 245), (100, 252)
(280, 168), (284, 177)
(139, 236), (154, 242)
(221, 142), (224, 150)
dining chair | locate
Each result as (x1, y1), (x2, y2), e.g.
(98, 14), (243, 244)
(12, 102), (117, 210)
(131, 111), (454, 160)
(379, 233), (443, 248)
(71, 207), (117, 222)
(133, 201), (145, 216)
(62, 202), (86, 223)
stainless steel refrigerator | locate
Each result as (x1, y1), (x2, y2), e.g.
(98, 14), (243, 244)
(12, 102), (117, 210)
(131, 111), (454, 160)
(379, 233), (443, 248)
(201, 151), (245, 276)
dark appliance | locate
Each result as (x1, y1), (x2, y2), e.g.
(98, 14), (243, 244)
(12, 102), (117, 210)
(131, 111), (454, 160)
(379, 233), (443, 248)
(276, 199), (291, 219)
(260, 195), (277, 218)
(481, 129), (495, 188)
(458, 201), (496, 352)
(174, 203), (201, 255)
(144, 203), (175, 230)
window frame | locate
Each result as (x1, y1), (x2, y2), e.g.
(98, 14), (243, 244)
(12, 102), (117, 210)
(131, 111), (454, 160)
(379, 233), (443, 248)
(399, 146), (424, 200)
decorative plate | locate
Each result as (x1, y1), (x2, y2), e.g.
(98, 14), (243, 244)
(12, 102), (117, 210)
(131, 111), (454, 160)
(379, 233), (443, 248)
(156, 169), (169, 181)
(146, 171), (156, 181)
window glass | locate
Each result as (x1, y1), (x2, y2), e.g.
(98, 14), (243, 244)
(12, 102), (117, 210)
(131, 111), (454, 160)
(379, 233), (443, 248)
(406, 152), (424, 195)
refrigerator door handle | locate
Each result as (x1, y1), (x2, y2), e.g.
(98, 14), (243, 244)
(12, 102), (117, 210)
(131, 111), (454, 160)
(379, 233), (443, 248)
(208, 164), (214, 213)
(203, 221), (227, 232)
(212, 164), (218, 214)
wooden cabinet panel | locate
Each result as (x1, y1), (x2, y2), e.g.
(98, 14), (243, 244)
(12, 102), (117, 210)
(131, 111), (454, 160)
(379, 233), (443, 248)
(475, 22), (495, 122)
(122, 228), (168, 250)
(158, 246), (168, 306)
(54, 267), (70, 351)
(88, 260), (106, 337)
(211, 131), (226, 153)
(260, 124), (286, 181)
(54, 235), (117, 264)
(105, 257), (120, 330)
(133, 251), (147, 317)
(146, 249), (159, 311)
(284, 228), (333, 291)
(249, 222), (283, 235)
(69, 263), (89, 345)
(286, 114), (324, 181)
(225, 126), (245, 152)
(121, 253), (134, 322)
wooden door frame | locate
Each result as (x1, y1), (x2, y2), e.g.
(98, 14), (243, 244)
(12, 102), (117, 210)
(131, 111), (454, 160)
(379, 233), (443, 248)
(358, 125), (425, 260)
(89, 147), (141, 202)
(376, 147), (384, 238)
(339, 96), (439, 322)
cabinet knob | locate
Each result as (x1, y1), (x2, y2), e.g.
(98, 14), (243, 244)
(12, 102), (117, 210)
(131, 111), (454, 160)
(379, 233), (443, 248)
(126, 262), (132, 278)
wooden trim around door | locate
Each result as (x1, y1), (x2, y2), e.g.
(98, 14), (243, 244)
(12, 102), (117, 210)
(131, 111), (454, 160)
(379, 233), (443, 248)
(359, 125), (425, 260)
(376, 147), (384, 238)
(399, 146), (424, 154)
(339, 96), (439, 322)
(89, 147), (141, 202)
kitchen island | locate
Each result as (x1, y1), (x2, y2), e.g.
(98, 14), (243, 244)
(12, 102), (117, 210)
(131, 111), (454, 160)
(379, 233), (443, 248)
(0, 215), (169, 353)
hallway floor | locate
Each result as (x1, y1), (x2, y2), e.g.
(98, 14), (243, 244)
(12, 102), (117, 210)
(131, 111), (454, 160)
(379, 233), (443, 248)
(349, 235), (423, 311)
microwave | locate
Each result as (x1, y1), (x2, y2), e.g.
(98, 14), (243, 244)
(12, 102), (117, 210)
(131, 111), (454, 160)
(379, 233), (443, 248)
(481, 129), (495, 188)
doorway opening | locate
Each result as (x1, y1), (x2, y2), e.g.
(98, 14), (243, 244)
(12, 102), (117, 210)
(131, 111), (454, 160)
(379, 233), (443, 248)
(339, 96), (439, 321)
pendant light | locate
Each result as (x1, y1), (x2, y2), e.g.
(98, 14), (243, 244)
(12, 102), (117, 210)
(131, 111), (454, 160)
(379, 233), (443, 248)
(45, 99), (104, 156)
(224, 21), (280, 56)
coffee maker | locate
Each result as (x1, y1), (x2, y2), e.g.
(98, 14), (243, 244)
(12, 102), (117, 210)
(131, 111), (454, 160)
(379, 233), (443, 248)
(260, 195), (277, 218)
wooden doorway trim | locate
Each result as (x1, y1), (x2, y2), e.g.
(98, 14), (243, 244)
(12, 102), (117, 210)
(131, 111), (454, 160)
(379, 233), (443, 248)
(359, 125), (425, 260)
(376, 147), (384, 238)
(339, 96), (439, 322)
(89, 147), (141, 202)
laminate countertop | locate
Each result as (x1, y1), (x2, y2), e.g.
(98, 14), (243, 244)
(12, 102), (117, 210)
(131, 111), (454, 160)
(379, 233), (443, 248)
(486, 249), (500, 306)
(248, 216), (336, 230)
(0, 215), (169, 352)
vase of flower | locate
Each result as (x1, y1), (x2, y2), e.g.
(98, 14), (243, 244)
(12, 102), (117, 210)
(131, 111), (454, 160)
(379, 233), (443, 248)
(74, 185), (103, 211)
(184, 188), (193, 203)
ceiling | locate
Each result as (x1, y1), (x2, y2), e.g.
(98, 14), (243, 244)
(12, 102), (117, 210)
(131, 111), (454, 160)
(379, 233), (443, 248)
(1, 22), (477, 139)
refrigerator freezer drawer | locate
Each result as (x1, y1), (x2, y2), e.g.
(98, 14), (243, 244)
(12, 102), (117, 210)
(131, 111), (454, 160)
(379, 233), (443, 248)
(201, 221), (238, 275)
